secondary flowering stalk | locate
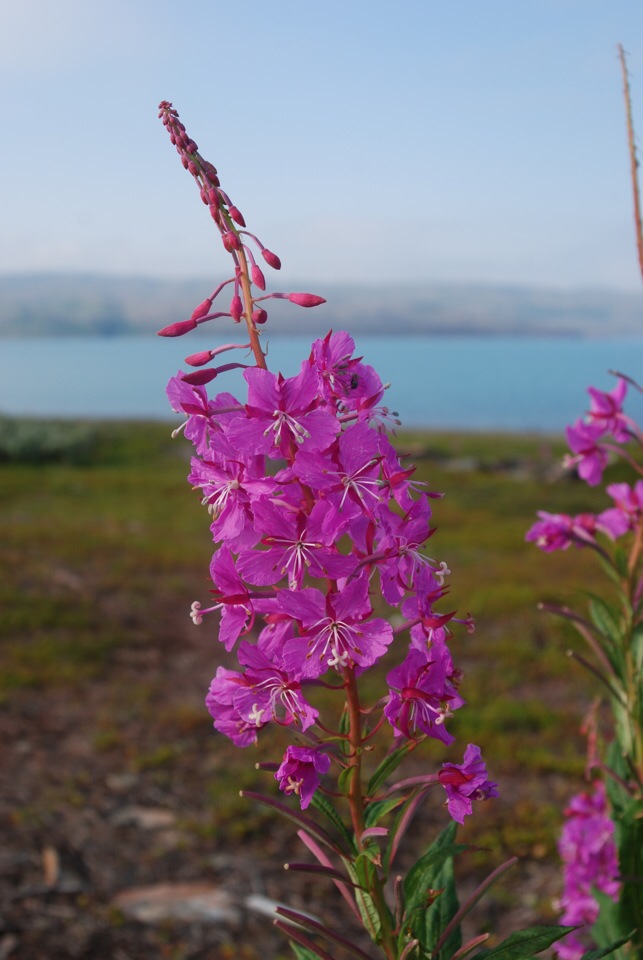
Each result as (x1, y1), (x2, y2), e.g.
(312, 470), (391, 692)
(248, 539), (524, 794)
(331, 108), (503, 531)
(527, 375), (643, 959)
(159, 102), (572, 960)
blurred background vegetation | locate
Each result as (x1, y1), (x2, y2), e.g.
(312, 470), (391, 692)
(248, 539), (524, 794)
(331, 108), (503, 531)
(0, 417), (630, 955)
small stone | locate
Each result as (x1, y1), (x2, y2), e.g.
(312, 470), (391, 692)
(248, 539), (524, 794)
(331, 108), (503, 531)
(113, 882), (239, 925)
(110, 806), (176, 830)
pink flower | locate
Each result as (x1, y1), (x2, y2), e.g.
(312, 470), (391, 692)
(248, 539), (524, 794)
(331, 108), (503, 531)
(554, 782), (620, 960)
(279, 576), (394, 679)
(587, 378), (630, 443)
(275, 745), (330, 809)
(227, 364), (339, 458)
(438, 744), (498, 824)
(385, 646), (459, 744)
(565, 419), (609, 486)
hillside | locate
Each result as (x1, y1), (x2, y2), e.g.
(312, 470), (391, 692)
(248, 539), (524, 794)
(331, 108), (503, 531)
(1, 272), (642, 338)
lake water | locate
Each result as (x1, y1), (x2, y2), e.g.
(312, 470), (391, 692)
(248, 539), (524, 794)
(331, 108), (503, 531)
(1, 334), (642, 432)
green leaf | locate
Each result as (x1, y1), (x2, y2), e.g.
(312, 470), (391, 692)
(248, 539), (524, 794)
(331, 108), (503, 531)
(346, 855), (383, 943)
(290, 943), (323, 960)
(403, 822), (463, 916)
(309, 791), (355, 850)
(364, 795), (406, 827)
(580, 931), (637, 960)
(471, 925), (576, 960)
(612, 546), (630, 581)
(404, 850), (461, 958)
(337, 764), (354, 796)
(367, 743), (413, 796)
(592, 888), (639, 960)
(338, 705), (351, 739)
(588, 596), (623, 647)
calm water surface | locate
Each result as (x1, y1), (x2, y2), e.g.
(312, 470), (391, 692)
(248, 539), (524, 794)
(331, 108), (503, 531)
(2, 335), (642, 431)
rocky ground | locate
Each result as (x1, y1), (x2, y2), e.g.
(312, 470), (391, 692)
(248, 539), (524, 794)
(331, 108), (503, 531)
(0, 600), (565, 960)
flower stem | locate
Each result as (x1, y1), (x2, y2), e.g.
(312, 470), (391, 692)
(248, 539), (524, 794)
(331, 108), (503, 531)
(237, 249), (267, 370)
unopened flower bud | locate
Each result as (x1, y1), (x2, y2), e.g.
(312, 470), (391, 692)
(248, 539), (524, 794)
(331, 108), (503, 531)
(230, 295), (243, 322)
(157, 318), (198, 337)
(208, 188), (219, 207)
(209, 204), (221, 224)
(222, 231), (241, 252)
(288, 292), (326, 308)
(181, 157), (189, 170)
(251, 264), (266, 290)
(181, 368), (218, 386)
(187, 160), (199, 176)
(185, 139), (198, 153)
(184, 350), (214, 367)
(202, 161), (218, 179)
(252, 307), (268, 324)
(190, 297), (214, 322)
(228, 205), (246, 227)
(261, 248), (281, 270)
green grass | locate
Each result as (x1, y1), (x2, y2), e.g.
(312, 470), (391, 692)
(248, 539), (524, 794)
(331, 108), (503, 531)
(0, 417), (625, 871)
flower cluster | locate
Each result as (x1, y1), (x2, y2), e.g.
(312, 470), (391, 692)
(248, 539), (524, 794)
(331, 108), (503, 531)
(555, 782), (620, 960)
(526, 377), (642, 553)
(158, 100), (604, 960)
(528, 374), (642, 959)
(168, 328), (496, 816)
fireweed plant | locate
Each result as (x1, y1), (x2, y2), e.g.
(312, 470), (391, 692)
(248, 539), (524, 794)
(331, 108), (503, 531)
(527, 377), (643, 960)
(157, 101), (573, 960)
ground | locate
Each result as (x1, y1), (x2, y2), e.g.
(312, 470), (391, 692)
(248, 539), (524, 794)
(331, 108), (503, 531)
(0, 421), (615, 959)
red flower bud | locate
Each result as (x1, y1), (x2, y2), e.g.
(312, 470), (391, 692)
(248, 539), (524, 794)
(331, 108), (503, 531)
(230, 295), (243, 322)
(252, 308), (268, 324)
(157, 318), (198, 337)
(184, 350), (214, 367)
(185, 139), (198, 154)
(209, 204), (221, 224)
(222, 231), (241, 252)
(288, 293), (326, 308)
(261, 248), (281, 270)
(190, 297), (214, 321)
(180, 368), (218, 386)
(228, 205), (246, 227)
(251, 264), (266, 290)
(208, 188), (219, 207)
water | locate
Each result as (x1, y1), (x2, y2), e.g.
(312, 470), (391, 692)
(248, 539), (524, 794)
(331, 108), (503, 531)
(1, 334), (642, 431)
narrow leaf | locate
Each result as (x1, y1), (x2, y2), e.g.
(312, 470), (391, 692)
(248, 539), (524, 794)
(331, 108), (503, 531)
(275, 921), (336, 960)
(296, 831), (361, 921)
(434, 858), (517, 955)
(240, 790), (342, 854)
(284, 862), (362, 887)
(362, 826), (389, 839)
(367, 743), (414, 795)
(385, 786), (436, 872)
(276, 906), (375, 960)
(289, 943), (323, 960)
(309, 791), (355, 849)
(451, 934), (491, 960)
(580, 932), (636, 960)
(588, 596), (622, 646)
(471, 925), (577, 960)
(364, 795), (406, 827)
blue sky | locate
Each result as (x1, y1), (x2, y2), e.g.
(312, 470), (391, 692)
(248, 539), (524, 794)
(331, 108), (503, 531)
(3, 0), (643, 289)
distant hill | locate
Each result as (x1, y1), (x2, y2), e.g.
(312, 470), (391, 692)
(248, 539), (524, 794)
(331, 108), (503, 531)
(0, 272), (642, 338)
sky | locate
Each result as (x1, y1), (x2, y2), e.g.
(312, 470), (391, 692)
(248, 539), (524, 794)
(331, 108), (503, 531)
(2, 0), (643, 291)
